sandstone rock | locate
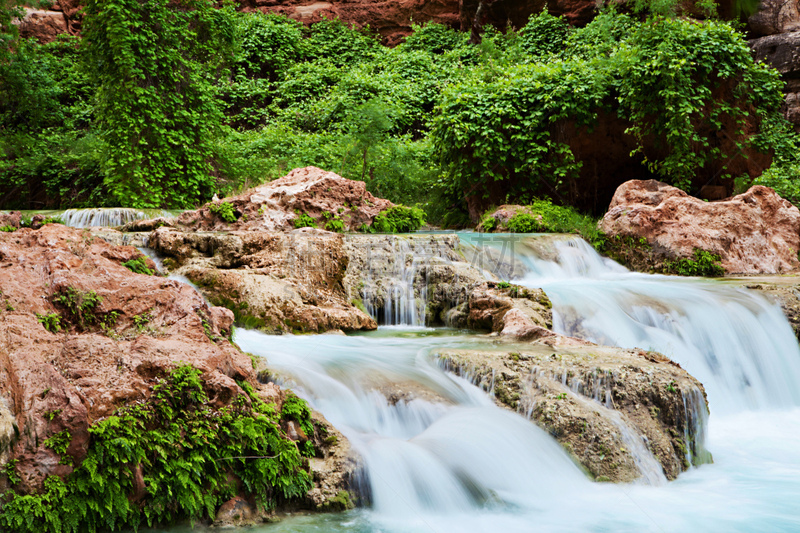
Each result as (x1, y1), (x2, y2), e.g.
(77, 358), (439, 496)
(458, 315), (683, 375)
(748, 0), (800, 36)
(17, 8), (68, 43)
(174, 167), (393, 233)
(149, 228), (377, 333)
(0, 211), (21, 229)
(750, 31), (800, 76)
(600, 179), (800, 275)
(213, 496), (256, 528)
(438, 341), (711, 483)
(0, 225), (357, 501)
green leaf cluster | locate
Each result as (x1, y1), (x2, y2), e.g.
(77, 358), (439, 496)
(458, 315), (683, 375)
(662, 249), (725, 277)
(208, 201), (238, 223)
(121, 256), (154, 276)
(0, 365), (313, 532)
(368, 205), (427, 233)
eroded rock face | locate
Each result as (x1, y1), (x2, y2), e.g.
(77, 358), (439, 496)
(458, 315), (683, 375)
(600, 180), (800, 275)
(149, 227), (377, 333)
(175, 167), (392, 233)
(438, 341), (711, 483)
(750, 31), (800, 130)
(0, 225), (355, 506)
(748, 0), (800, 36)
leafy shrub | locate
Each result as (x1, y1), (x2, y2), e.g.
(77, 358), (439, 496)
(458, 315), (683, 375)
(209, 201), (238, 223)
(293, 212), (317, 228)
(52, 286), (102, 329)
(499, 199), (604, 248)
(518, 11), (571, 59)
(369, 205), (426, 233)
(121, 256), (154, 276)
(35, 313), (62, 333)
(0, 365), (312, 532)
(663, 249), (725, 277)
(0, 225), (15, 232)
(402, 22), (469, 55)
(324, 218), (345, 232)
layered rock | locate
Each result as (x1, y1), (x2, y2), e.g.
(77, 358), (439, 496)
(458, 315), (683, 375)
(599, 179), (800, 275)
(174, 166), (392, 233)
(438, 340), (711, 483)
(0, 224), (354, 508)
(148, 227), (377, 333)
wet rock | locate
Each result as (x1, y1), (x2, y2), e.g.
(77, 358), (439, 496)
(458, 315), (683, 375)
(600, 180), (800, 275)
(149, 228), (377, 333)
(0, 211), (21, 229)
(213, 496), (256, 528)
(0, 225), (358, 502)
(175, 166), (393, 233)
(438, 339), (711, 483)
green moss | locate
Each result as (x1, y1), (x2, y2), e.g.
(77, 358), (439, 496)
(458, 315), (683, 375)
(319, 490), (354, 511)
(368, 205), (426, 233)
(0, 365), (312, 532)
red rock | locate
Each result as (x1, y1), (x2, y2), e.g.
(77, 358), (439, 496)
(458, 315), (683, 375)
(600, 180), (800, 275)
(0, 225), (254, 492)
(176, 166), (394, 233)
(17, 8), (69, 43)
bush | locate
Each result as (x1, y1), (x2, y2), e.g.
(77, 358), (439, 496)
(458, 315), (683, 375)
(209, 201), (238, 222)
(493, 199), (605, 248)
(121, 256), (154, 276)
(663, 249), (725, 277)
(293, 212), (317, 228)
(369, 205), (426, 233)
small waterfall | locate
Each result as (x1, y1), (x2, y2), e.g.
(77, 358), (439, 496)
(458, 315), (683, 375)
(58, 208), (175, 228)
(462, 234), (800, 414)
(359, 239), (430, 326)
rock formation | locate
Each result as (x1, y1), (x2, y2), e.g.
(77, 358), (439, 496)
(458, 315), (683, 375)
(170, 166), (393, 233)
(0, 224), (355, 511)
(599, 179), (800, 275)
(438, 340), (711, 483)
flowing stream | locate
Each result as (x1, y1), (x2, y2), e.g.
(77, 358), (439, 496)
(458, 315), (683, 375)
(156, 233), (800, 533)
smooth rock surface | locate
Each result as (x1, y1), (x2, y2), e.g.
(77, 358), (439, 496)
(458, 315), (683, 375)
(600, 180), (800, 274)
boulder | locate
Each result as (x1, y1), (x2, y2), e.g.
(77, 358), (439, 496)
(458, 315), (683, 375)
(748, 0), (800, 36)
(175, 167), (392, 233)
(600, 179), (800, 275)
(438, 340), (712, 483)
(148, 227), (377, 333)
(16, 8), (68, 43)
(0, 225), (356, 505)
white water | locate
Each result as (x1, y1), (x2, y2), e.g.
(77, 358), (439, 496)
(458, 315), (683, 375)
(153, 233), (800, 532)
(54, 207), (178, 227)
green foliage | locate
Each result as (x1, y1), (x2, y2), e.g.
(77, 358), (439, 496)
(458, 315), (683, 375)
(36, 313), (63, 333)
(208, 201), (238, 223)
(518, 11), (572, 60)
(133, 311), (152, 332)
(496, 281), (511, 289)
(324, 218), (345, 233)
(0, 365), (312, 532)
(498, 199), (605, 248)
(280, 393), (314, 448)
(82, 0), (236, 208)
(121, 256), (154, 276)
(663, 249), (725, 277)
(432, 13), (790, 212)
(0, 225), (15, 232)
(370, 205), (426, 233)
(43, 430), (72, 464)
(3, 459), (19, 486)
(293, 212), (317, 229)
(53, 287), (102, 329)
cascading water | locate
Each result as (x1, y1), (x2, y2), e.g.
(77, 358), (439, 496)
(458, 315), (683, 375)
(359, 238), (432, 326)
(152, 233), (800, 532)
(479, 235), (800, 414)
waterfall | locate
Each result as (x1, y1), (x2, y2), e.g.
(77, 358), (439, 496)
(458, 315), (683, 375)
(465, 234), (800, 414)
(358, 238), (431, 326)
(58, 208), (176, 228)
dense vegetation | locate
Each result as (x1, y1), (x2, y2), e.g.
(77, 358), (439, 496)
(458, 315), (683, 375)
(1, 1), (798, 222)
(0, 365), (314, 532)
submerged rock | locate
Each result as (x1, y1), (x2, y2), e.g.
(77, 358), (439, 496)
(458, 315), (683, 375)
(600, 179), (800, 275)
(0, 225), (356, 513)
(438, 339), (711, 484)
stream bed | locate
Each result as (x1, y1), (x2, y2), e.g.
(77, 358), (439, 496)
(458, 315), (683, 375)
(153, 233), (800, 532)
